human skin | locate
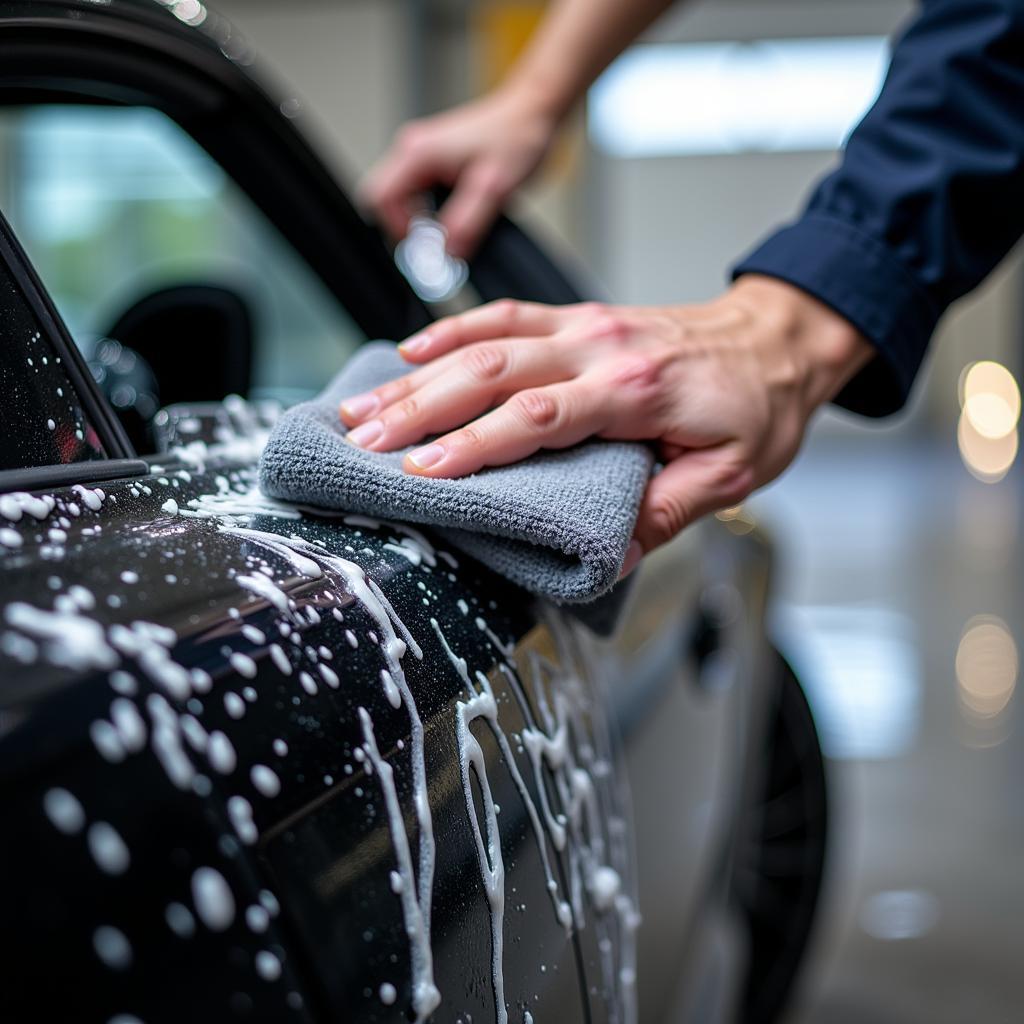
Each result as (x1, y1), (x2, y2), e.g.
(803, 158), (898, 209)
(340, 278), (874, 568)
(360, 0), (876, 566)
(361, 0), (678, 259)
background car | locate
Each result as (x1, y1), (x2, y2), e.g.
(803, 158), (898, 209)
(0, 3), (827, 1022)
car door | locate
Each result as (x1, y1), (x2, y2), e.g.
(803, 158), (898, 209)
(0, 5), (782, 1024)
(0, 197), (605, 1024)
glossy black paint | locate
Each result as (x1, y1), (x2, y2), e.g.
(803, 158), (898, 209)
(0, 437), (607, 1022)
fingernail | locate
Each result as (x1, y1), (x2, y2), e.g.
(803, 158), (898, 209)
(340, 393), (380, 421)
(346, 419), (384, 447)
(618, 540), (643, 580)
(406, 443), (445, 470)
(398, 333), (430, 357)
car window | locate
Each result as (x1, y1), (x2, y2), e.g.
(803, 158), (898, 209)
(0, 104), (366, 408)
(0, 252), (107, 471)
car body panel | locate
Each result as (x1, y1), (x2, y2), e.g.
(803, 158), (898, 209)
(0, 426), (644, 1023)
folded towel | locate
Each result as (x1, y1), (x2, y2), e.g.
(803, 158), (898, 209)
(259, 342), (654, 605)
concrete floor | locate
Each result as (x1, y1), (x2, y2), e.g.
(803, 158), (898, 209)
(751, 423), (1024, 1024)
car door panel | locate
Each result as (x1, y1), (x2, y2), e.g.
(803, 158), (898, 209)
(0, 438), (640, 1023)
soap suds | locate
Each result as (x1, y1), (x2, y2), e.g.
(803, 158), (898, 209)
(191, 866), (235, 931)
(88, 821), (130, 875)
(43, 787), (85, 834)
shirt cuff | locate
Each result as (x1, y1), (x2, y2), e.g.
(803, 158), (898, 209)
(731, 213), (941, 417)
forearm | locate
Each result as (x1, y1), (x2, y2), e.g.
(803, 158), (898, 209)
(500, 0), (679, 121)
(735, 0), (1024, 416)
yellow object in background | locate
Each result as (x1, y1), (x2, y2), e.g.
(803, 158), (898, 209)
(471, 2), (582, 185)
(473, 3), (546, 92)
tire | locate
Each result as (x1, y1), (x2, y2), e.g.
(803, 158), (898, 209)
(734, 650), (829, 1024)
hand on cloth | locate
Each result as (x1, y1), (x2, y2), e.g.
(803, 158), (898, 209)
(339, 275), (874, 570)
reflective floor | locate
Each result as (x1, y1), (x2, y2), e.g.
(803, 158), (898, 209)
(752, 423), (1024, 1024)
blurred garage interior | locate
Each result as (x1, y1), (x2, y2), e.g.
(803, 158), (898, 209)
(8, 1), (1023, 1020)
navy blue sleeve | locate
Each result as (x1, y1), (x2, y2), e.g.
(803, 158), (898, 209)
(732, 0), (1024, 416)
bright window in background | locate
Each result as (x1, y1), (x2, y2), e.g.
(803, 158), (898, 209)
(588, 37), (891, 157)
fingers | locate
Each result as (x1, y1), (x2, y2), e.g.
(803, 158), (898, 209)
(398, 299), (566, 363)
(361, 149), (437, 243)
(618, 540), (643, 580)
(632, 448), (754, 555)
(339, 359), (448, 427)
(344, 339), (576, 450)
(403, 379), (606, 477)
(437, 160), (510, 259)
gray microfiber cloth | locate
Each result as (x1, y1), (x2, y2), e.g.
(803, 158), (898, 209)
(258, 342), (654, 608)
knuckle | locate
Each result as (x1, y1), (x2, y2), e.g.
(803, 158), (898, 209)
(715, 462), (755, 507)
(490, 298), (519, 328)
(453, 424), (487, 452)
(513, 389), (561, 431)
(475, 163), (512, 197)
(589, 312), (629, 345)
(608, 354), (664, 391)
(463, 344), (510, 382)
(390, 396), (422, 423)
(648, 494), (689, 546)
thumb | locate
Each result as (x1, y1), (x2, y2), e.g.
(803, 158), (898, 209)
(438, 160), (511, 259)
(632, 449), (753, 555)
(361, 148), (440, 243)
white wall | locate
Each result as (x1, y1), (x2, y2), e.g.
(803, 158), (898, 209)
(213, 0), (411, 181)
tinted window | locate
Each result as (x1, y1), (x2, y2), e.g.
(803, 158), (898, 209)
(0, 256), (106, 471)
(0, 105), (366, 407)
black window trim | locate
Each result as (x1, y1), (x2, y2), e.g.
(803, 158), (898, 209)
(0, 16), (434, 346)
(0, 10), (433, 496)
(0, 206), (141, 490)
(0, 459), (150, 493)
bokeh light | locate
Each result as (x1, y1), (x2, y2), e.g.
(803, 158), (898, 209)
(955, 615), (1017, 719)
(962, 361), (1020, 438)
(957, 361), (1020, 482)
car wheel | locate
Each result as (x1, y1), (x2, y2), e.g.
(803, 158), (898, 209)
(734, 649), (829, 1023)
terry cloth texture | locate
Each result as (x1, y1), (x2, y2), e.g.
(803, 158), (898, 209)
(259, 342), (654, 606)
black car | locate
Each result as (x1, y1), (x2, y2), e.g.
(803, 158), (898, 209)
(0, 3), (828, 1023)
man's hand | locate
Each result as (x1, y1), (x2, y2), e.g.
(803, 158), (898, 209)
(340, 276), (874, 557)
(361, 87), (558, 260)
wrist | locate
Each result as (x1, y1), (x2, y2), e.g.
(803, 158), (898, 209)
(497, 69), (575, 127)
(730, 274), (874, 414)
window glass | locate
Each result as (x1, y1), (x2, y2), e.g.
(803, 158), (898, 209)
(0, 105), (366, 408)
(0, 256), (107, 471)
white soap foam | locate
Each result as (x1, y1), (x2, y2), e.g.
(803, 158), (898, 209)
(229, 652), (257, 679)
(255, 950), (282, 981)
(5, 602), (117, 671)
(43, 787), (85, 834)
(228, 795), (258, 844)
(224, 692), (246, 719)
(165, 901), (195, 938)
(208, 731), (237, 774)
(251, 764), (281, 798)
(88, 821), (130, 875)
(246, 904), (269, 932)
(269, 643), (292, 675)
(191, 866), (235, 931)
(93, 925), (132, 970)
